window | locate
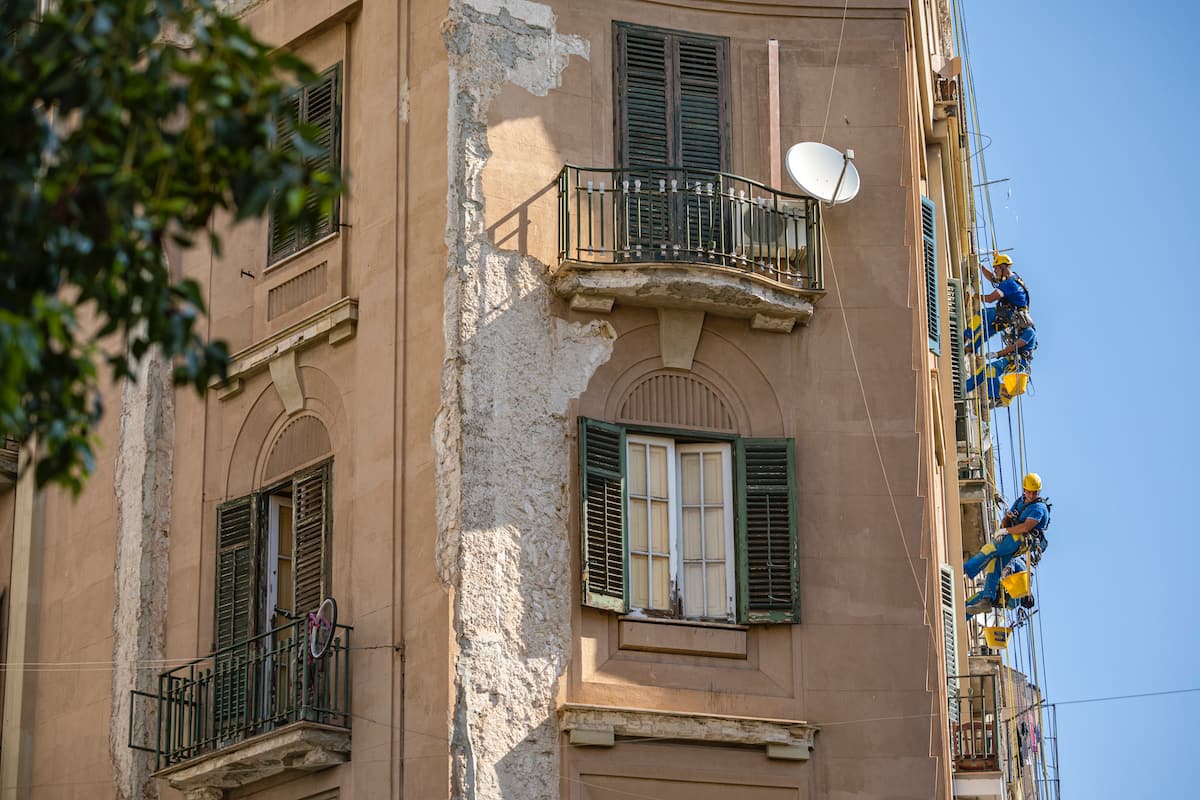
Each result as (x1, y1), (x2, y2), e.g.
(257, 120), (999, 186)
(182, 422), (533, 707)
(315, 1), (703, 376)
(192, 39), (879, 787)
(215, 461), (332, 652)
(268, 64), (342, 265)
(614, 23), (729, 256)
(922, 196), (941, 354)
(580, 419), (799, 623)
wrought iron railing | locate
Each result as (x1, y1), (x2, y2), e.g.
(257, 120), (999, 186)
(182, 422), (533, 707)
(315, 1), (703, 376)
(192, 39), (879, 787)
(949, 672), (999, 772)
(131, 618), (351, 770)
(557, 165), (822, 290)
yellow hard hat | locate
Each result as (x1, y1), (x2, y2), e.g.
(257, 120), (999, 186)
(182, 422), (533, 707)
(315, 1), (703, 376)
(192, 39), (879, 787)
(1022, 472), (1042, 491)
(993, 253), (1013, 267)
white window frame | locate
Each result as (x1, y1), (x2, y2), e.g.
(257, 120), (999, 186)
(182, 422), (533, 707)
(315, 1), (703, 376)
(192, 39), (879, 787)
(676, 443), (736, 621)
(625, 435), (735, 622)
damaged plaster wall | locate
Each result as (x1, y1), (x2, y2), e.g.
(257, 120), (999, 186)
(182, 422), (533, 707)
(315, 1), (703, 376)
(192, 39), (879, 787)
(109, 348), (174, 800)
(435, 2), (611, 799)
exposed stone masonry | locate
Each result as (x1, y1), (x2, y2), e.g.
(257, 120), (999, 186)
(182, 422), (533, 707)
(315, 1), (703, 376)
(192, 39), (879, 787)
(435, 2), (611, 799)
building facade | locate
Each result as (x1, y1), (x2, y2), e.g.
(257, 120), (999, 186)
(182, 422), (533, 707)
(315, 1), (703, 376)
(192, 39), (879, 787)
(0, 1), (1051, 799)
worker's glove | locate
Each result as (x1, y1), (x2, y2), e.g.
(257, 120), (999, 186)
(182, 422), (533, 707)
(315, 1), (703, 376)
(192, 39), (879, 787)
(994, 528), (1008, 540)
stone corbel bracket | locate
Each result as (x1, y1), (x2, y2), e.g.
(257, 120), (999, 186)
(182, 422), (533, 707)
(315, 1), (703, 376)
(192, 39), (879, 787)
(560, 703), (818, 761)
(213, 297), (358, 407)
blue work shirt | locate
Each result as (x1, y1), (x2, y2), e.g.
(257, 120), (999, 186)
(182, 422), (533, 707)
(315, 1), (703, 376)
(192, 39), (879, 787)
(996, 274), (1029, 308)
(1007, 496), (1049, 532)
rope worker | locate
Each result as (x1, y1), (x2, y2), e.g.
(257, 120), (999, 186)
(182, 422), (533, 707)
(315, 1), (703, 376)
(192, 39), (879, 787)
(965, 253), (1033, 353)
(964, 472), (1051, 615)
(965, 315), (1038, 406)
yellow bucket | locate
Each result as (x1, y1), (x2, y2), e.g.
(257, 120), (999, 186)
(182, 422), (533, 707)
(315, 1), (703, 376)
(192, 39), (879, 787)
(1001, 371), (1029, 396)
(1001, 571), (1032, 598)
(984, 626), (1010, 649)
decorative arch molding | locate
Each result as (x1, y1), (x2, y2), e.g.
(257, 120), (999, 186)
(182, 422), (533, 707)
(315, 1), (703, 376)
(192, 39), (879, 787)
(615, 371), (737, 433)
(262, 414), (332, 484)
(224, 365), (348, 498)
(580, 322), (784, 437)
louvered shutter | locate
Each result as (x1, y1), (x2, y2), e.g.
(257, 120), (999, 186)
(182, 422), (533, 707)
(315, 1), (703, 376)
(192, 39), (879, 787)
(618, 28), (670, 255)
(292, 462), (331, 615)
(268, 91), (302, 263)
(922, 197), (941, 354)
(267, 64), (342, 265)
(677, 36), (726, 253)
(737, 439), (799, 623)
(580, 418), (627, 612)
(947, 278), (966, 400)
(302, 67), (340, 242)
(215, 497), (255, 650)
(940, 564), (961, 723)
(616, 26), (728, 259)
(214, 496), (255, 731)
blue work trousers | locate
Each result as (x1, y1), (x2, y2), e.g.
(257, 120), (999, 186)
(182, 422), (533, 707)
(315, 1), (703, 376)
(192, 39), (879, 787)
(965, 305), (1011, 353)
(965, 533), (1026, 602)
(965, 354), (1032, 399)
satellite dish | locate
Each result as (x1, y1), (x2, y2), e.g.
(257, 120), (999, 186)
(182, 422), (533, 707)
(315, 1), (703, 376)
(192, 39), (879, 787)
(784, 142), (860, 204)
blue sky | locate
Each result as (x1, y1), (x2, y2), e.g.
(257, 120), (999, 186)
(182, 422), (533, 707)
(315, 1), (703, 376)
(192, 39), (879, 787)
(962, 0), (1199, 795)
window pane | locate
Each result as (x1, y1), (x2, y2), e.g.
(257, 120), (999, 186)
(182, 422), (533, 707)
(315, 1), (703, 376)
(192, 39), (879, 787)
(630, 554), (649, 609)
(278, 560), (294, 617)
(628, 443), (646, 495)
(704, 508), (724, 558)
(648, 445), (669, 498)
(629, 498), (648, 551)
(684, 564), (704, 617)
(706, 564), (727, 617)
(680, 453), (700, 505)
(279, 508), (294, 557)
(650, 500), (670, 554)
(702, 453), (723, 504)
(651, 557), (670, 611)
(682, 508), (702, 559)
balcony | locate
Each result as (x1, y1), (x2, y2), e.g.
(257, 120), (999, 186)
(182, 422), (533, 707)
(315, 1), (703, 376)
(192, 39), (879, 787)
(554, 165), (823, 333)
(132, 618), (352, 795)
(1, 436), (20, 487)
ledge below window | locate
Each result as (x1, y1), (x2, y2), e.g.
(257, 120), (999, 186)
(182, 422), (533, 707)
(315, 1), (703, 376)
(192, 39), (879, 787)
(560, 704), (817, 761)
(618, 617), (748, 659)
(153, 722), (350, 800)
(553, 263), (822, 333)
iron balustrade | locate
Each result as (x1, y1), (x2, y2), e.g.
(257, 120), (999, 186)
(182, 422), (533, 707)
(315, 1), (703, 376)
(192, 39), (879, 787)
(131, 617), (351, 770)
(557, 165), (822, 290)
(949, 672), (1000, 772)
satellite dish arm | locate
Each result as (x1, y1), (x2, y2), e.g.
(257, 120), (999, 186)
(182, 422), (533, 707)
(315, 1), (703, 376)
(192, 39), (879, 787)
(830, 149), (855, 206)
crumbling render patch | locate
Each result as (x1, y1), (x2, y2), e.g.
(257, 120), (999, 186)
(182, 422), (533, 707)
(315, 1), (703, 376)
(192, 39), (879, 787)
(435, 3), (606, 800)
(110, 347), (174, 800)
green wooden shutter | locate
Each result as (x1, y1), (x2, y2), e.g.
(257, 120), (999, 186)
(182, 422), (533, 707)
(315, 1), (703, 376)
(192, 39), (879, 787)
(617, 27), (670, 255)
(677, 35), (726, 252)
(214, 496), (255, 732)
(267, 64), (342, 265)
(947, 278), (966, 400)
(267, 90), (302, 263)
(737, 439), (799, 623)
(215, 497), (255, 650)
(302, 66), (340, 242)
(922, 196), (941, 354)
(580, 418), (627, 612)
(292, 462), (331, 615)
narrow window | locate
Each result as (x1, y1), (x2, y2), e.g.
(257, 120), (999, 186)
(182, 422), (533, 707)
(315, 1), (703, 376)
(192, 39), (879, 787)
(268, 64), (343, 265)
(922, 196), (941, 354)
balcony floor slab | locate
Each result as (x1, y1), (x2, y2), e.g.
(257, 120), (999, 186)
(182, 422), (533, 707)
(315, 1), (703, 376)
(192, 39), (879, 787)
(153, 721), (350, 797)
(554, 262), (822, 332)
